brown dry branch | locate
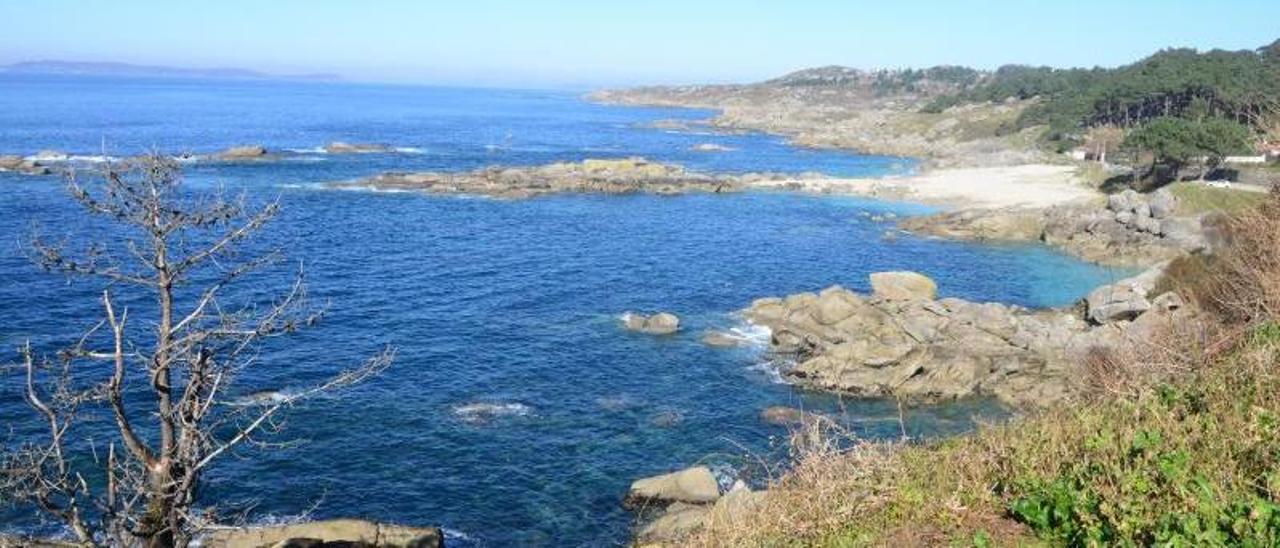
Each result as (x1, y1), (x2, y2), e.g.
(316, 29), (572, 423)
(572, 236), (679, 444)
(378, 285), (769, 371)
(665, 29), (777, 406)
(2, 154), (392, 547)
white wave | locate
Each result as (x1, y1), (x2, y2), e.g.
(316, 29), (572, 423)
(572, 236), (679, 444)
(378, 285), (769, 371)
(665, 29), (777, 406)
(708, 462), (741, 493)
(747, 360), (788, 384)
(26, 153), (119, 163)
(229, 389), (295, 407)
(331, 186), (414, 194)
(393, 146), (425, 154)
(442, 527), (478, 543)
(285, 146), (328, 154)
(720, 321), (772, 348)
(452, 401), (533, 424)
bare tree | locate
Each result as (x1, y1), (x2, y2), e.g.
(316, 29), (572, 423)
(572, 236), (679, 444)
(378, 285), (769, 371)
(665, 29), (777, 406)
(2, 154), (392, 547)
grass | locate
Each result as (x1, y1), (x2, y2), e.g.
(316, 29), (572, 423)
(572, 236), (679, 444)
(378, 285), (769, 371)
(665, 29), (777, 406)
(671, 190), (1280, 547)
(1167, 181), (1267, 216)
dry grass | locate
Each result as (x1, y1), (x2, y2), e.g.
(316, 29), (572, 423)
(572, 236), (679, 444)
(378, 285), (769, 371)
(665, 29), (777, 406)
(675, 190), (1280, 547)
(1168, 182), (1268, 216)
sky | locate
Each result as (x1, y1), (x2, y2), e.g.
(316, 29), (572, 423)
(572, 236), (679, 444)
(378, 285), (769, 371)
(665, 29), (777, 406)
(0, 0), (1275, 89)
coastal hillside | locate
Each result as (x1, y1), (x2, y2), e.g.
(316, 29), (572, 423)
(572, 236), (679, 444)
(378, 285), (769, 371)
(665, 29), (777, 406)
(595, 40), (1280, 172)
(594, 66), (1046, 167)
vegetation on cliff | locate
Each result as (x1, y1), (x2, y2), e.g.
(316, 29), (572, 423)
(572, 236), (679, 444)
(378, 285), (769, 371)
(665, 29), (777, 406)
(924, 41), (1280, 139)
(676, 190), (1280, 546)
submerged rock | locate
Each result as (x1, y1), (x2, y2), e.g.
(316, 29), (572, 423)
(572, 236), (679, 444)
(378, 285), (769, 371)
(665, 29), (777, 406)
(649, 409), (685, 428)
(624, 466), (721, 508)
(451, 402), (532, 424)
(324, 141), (393, 154)
(760, 406), (807, 425)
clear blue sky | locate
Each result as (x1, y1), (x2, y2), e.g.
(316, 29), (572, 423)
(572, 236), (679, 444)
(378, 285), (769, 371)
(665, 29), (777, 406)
(0, 0), (1275, 88)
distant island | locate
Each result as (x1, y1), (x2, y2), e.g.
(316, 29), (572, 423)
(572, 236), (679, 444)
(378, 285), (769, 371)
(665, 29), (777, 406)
(1, 60), (342, 82)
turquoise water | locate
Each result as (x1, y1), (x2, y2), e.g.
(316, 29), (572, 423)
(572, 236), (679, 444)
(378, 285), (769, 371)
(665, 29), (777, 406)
(0, 75), (1130, 545)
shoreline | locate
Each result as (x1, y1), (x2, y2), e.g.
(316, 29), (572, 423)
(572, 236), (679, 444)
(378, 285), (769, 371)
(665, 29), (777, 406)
(758, 164), (1100, 210)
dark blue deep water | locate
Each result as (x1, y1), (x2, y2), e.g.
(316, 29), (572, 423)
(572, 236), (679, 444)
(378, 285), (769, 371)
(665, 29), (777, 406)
(0, 75), (1132, 545)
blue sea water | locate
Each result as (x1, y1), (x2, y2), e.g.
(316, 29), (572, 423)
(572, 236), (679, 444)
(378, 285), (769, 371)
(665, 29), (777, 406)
(0, 75), (1131, 545)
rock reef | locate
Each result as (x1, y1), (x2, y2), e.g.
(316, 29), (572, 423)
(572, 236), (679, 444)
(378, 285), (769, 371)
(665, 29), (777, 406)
(332, 158), (745, 199)
(201, 519), (442, 547)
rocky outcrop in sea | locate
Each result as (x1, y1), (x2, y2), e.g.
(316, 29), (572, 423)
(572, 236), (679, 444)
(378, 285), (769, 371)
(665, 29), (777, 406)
(332, 158), (749, 198)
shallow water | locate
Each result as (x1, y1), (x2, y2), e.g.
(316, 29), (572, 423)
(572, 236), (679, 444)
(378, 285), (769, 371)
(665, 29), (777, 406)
(0, 76), (1131, 545)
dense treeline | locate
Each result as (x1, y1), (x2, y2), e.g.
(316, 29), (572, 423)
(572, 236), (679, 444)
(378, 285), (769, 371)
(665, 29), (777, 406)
(924, 40), (1280, 141)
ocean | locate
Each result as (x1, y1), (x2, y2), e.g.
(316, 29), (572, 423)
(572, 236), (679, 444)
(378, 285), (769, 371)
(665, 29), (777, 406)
(0, 74), (1130, 545)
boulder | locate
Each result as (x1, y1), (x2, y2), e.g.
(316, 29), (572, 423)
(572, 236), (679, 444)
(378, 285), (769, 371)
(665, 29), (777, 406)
(201, 519), (442, 548)
(1084, 263), (1166, 324)
(1107, 191), (1133, 213)
(625, 466), (720, 508)
(1148, 188), (1178, 219)
(1085, 284), (1151, 324)
(869, 271), (937, 301)
(636, 502), (710, 542)
(622, 312), (681, 335)
(1134, 215), (1161, 234)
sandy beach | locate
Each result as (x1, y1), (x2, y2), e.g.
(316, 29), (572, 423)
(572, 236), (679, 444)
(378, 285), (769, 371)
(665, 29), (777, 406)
(757, 164), (1103, 209)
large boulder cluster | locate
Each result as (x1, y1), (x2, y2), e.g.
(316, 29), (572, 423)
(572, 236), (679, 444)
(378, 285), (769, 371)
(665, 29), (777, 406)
(899, 188), (1212, 267)
(1043, 188), (1207, 265)
(624, 466), (764, 543)
(739, 269), (1189, 408)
